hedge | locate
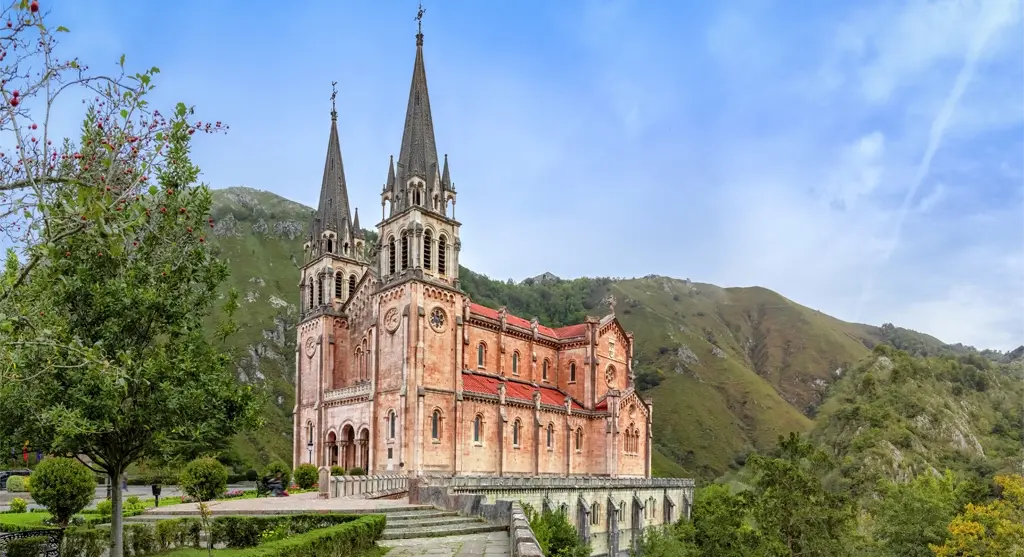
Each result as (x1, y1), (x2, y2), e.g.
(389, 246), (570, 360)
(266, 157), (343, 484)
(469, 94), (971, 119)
(5, 535), (48, 557)
(163, 515), (385, 557)
(56, 514), (385, 557)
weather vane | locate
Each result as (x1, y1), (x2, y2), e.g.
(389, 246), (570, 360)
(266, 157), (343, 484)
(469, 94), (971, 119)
(415, 3), (426, 34)
(330, 81), (338, 118)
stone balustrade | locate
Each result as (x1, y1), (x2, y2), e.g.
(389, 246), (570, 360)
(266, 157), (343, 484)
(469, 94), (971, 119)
(509, 502), (542, 557)
(330, 474), (408, 498)
(424, 474), (694, 492)
(323, 382), (371, 402)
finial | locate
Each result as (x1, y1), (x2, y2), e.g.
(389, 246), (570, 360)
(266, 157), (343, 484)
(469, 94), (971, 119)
(415, 3), (426, 44)
(330, 81), (338, 121)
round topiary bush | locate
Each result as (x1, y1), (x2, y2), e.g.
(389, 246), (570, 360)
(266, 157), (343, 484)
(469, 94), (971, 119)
(330, 465), (345, 476)
(347, 467), (365, 476)
(294, 464), (318, 489)
(263, 461), (291, 486)
(245, 468), (258, 482)
(28, 457), (97, 526)
(179, 457), (228, 502)
(4, 475), (29, 492)
(9, 497), (27, 513)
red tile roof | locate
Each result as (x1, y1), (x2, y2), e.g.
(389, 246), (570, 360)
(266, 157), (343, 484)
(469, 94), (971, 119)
(594, 399), (609, 411)
(462, 372), (584, 410)
(468, 303), (588, 339)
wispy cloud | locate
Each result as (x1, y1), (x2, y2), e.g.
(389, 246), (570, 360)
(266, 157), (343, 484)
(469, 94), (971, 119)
(28, 0), (1024, 350)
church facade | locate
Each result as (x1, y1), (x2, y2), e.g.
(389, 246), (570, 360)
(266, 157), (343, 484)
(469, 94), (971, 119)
(293, 29), (653, 479)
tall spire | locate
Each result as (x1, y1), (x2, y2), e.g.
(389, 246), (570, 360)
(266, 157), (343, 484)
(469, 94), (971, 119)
(390, 5), (440, 213)
(310, 86), (352, 243)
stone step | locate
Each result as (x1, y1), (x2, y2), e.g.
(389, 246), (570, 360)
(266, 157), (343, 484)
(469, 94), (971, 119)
(385, 511), (460, 522)
(380, 523), (507, 540)
(384, 516), (486, 531)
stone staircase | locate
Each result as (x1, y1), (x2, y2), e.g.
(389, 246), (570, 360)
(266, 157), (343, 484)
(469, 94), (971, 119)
(125, 504), (506, 541)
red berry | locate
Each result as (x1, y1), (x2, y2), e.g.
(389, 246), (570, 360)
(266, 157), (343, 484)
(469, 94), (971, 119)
(132, 241), (138, 246)
(179, 207), (186, 213)
(199, 237), (205, 243)
(6, 21), (10, 28)
(30, 2), (38, 14)
(81, 215), (86, 221)
(187, 227), (192, 233)
(11, 90), (18, 97)
(30, 123), (36, 130)
(9, 97), (18, 107)
(64, 251), (70, 257)
(160, 207), (166, 213)
(39, 311), (44, 316)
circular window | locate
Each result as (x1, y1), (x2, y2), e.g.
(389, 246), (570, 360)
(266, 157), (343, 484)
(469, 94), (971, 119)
(429, 307), (447, 332)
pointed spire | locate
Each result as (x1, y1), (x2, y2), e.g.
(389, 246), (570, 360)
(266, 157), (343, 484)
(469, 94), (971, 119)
(353, 208), (364, 238)
(441, 153), (450, 190)
(390, 11), (440, 213)
(311, 94), (351, 244)
(387, 155), (396, 188)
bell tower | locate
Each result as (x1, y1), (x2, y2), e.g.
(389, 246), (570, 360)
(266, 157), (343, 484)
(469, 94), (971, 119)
(377, 23), (461, 289)
(293, 91), (370, 468)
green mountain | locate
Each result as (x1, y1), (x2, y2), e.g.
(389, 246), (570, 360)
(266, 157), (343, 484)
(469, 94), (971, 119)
(205, 186), (1021, 481)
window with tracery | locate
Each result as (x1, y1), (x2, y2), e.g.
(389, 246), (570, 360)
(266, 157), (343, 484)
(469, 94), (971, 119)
(401, 232), (409, 270)
(335, 271), (343, 298)
(438, 235), (447, 275)
(431, 409), (442, 440)
(388, 237), (396, 274)
(348, 274), (356, 299)
(423, 230), (432, 270)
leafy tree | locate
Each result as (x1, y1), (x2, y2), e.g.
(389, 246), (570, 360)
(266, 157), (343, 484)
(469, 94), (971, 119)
(871, 471), (960, 557)
(29, 457), (96, 526)
(523, 503), (590, 557)
(683, 484), (759, 556)
(0, 103), (260, 557)
(746, 433), (859, 556)
(179, 457), (228, 502)
(930, 474), (1024, 556)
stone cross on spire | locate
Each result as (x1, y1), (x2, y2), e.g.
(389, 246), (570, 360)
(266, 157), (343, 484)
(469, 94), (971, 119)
(330, 81), (338, 121)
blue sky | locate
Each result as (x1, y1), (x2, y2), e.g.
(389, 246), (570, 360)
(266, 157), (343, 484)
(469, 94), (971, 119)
(37, 0), (1024, 350)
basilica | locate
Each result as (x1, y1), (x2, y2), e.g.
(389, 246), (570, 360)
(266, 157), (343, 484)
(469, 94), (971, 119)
(293, 27), (653, 478)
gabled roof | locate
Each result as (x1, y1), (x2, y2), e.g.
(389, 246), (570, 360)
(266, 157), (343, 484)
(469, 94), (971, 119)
(468, 303), (590, 340)
(462, 372), (584, 411)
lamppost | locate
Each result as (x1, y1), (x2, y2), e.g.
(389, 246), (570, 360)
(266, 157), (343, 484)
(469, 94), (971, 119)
(307, 440), (314, 465)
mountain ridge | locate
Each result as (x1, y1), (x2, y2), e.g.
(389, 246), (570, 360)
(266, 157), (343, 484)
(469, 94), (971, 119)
(204, 185), (1020, 479)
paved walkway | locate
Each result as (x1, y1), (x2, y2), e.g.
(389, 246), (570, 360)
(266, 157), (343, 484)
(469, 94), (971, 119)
(382, 531), (510, 557)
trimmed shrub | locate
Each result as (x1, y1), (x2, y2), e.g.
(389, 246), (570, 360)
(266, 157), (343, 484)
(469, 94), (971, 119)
(6, 536), (47, 557)
(245, 468), (259, 482)
(5, 475), (29, 492)
(330, 466), (345, 476)
(264, 460), (291, 487)
(347, 467), (365, 476)
(155, 518), (202, 550)
(9, 497), (27, 513)
(29, 457), (97, 526)
(294, 464), (318, 489)
(127, 523), (157, 556)
(179, 457), (228, 502)
(95, 499), (112, 518)
(61, 527), (110, 557)
(210, 514), (363, 548)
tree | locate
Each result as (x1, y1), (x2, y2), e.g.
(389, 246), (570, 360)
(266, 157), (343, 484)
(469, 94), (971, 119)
(745, 433), (859, 556)
(28, 456), (96, 526)
(930, 474), (1024, 557)
(871, 471), (960, 557)
(523, 503), (590, 557)
(0, 102), (260, 557)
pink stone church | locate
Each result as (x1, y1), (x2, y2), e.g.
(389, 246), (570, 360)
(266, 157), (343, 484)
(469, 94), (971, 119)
(293, 28), (653, 478)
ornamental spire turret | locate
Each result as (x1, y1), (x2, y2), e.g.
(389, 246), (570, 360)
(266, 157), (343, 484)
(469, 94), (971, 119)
(309, 83), (352, 251)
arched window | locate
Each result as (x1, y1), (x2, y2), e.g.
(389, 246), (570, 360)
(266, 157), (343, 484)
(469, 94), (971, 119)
(546, 423), (553, 449)
(473, 414), (483, 443)
(591, 503), (601, 526)
(477, 343), (486, 368)
(575, 428), (583, 452)
(387, 237), (396, 274)
(334, 271), (343, 299)
(308, 282), (314, 309)
(438, 235), (447, 275)
(387, 410), (396, 440)
(512, 419), (521, 447)
(542, 360), (549, 381)
(433, 195), (439, 211)
(431, 409), (441, 440)
(348, 274), (357, 299)
(326, 238), (333, 253)
(413, 189), (421, 206)
(423, 230), (432, 270)
(569, 362), (577, 383)
(343, 242), (349, 255)
(635, 428), (641, 454)
(316, 275), (324, 305)
(619, 501), (625, 522)
(401, 232), (409, 270)
(511, 352), (519, 375)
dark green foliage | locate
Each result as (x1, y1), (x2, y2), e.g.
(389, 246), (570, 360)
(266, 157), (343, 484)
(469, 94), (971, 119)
(293, 464), (318, 489)
(179, 457), (228, 502)
(522, 503), (590, 557)
(29, 457), (96, 526)
(870, 472), (959, 557)
(157, 515), (385, 557)
(127, 523), (157, 557)
(347, 467), (364, 476)
(263, 461), (290, 486)
(330, 466), (345, 476)
(4, 476), (28, 492)
(459, 267), (608, 328)
(5, 536), (48, 557)
(210, 514), (362, 548)
(154, 519), (202, 550)
(62, 527), (111, 557)
(245, 469), (259, 482)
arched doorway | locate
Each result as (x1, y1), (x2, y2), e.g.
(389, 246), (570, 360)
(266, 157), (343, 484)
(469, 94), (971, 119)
(341, 425), (355, 470)
(357, 427), (370, 470)
(326, 431), (338, 466)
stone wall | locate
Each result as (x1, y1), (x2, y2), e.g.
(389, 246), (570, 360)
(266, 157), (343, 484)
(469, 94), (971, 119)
(410, 475), (695, 557)
(509, 501), (542, 557)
